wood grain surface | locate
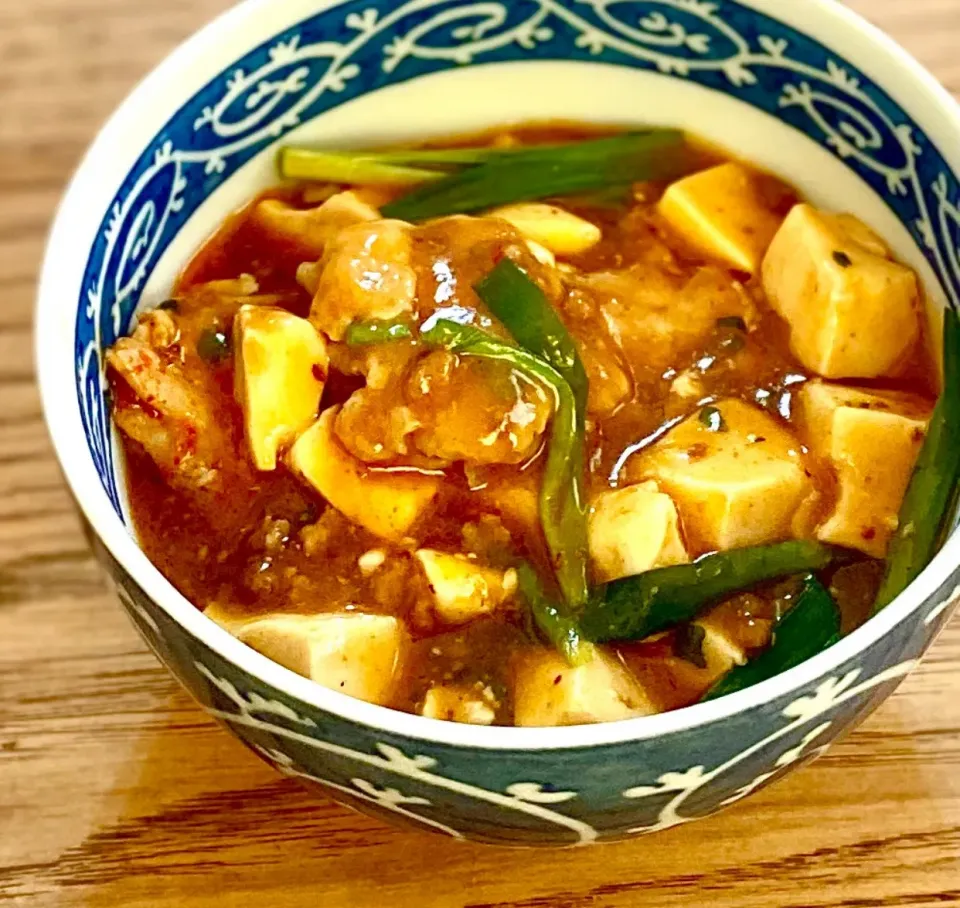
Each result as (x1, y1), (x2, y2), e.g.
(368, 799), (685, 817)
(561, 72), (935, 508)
(3, 1), (960, 905)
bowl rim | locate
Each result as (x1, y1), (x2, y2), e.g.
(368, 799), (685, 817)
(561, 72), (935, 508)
(36, 0), (960, 751)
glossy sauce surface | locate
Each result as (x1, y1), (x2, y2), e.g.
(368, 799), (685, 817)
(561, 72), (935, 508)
(118, 124), (938, 722)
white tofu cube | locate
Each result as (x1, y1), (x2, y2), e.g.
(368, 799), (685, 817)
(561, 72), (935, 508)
(205, 608), (408, 706)
(252, 191), (380, 257)
(513, 647), (659, 727)
(762, 204), (920, 378)
(589, 481), (689, 583)
(632, 399), (815, 552)
(233, 305), (328, 471)
(798, 381), (930, 556)
(489, 203), (602, 256)
(415, 550), (517, 626)
(421, 684), (498, 725)
(658, 162), (783, 274)
(287, 407), (440, 542)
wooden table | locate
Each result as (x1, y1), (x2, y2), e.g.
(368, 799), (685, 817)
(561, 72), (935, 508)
(3, 1), (960, 905)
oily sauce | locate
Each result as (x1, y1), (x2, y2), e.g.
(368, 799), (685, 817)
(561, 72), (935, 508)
(120, 123), (938, 722)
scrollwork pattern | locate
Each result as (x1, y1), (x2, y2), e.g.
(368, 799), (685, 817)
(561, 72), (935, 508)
(196, 663), (601, 844)
(621, 661), (916, 834)
(188, 656), (917, 840)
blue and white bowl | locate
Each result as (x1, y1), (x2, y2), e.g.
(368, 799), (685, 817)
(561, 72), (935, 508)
(37, 0), (960, 846)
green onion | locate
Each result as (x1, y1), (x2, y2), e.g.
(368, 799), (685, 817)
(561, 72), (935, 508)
(874, 307), (960, 611)
(705, 575), (841, 700)
(343, 320), (413, 345)
(282, 142), (604, 174)
(516, 562), (594, 666)
(356, 147), (532, 167)
(580, 540), (839, 643)
(420, 318), (589, 610)
(473, 260), (590, 611)
(475, 259), (589, 414)
(565, 184), (634, 209)
(278, 148), (446, 187)
(382, 130), (687, 221)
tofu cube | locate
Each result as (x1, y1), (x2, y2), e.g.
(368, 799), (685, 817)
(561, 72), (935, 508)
(489, 203), (602, 256)
(762, 204), (920, 378)
(632, 399), (815, 552)
(205, 608), (408, 706)
(252, 191), (380, 257)
(421, 684), (498, 725)
(589, 481), (689, 583)
(798, 381), (930, 556)
(287, 407), (440, 542)
(513, 647), (659, 727)
(233, 305), (328, 471)
(415, 550), (517, 626)
(658, 162), (783, 274)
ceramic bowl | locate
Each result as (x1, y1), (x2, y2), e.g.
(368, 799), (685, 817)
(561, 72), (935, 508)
(37, 0), (960, 846)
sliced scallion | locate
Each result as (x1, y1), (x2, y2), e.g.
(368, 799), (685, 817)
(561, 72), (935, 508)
(516, 562), (594, 666)
(278, 148), (446, 187)
(382, 130), (688, 221)
(419, 318), (589, 610)
(874, 307), (960, 611)
(343, 320), (413, 345)
(580, 540), (839, 643)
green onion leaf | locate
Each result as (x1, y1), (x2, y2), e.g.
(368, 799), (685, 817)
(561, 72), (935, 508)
(197, 328), (231, 364)
(382, 130), (688, 221)
(698, 405), (726, 432)
(279, 148), (446, 187)
(875, 307), (960, 611)
(516, 562), (594, 666)
(580, 540), (840, 643)
(475, 259), (589, 414)
(420, 318), (589, 610)
(473, 260), (590, 611)
(354, 146), (541, 167)
(673, 623), (708, 669)
(343, 320), (414, 345)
